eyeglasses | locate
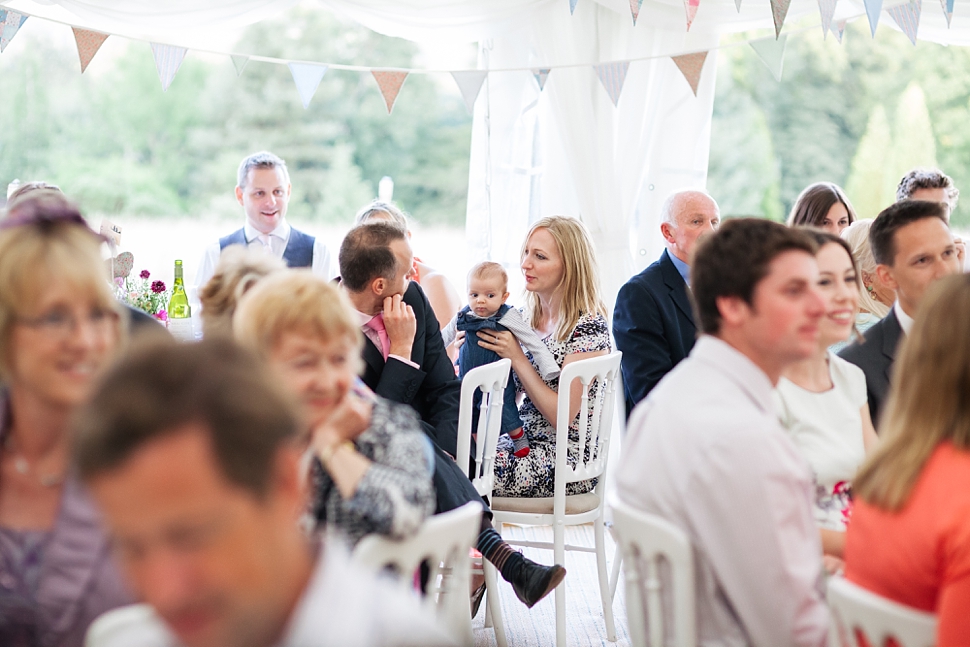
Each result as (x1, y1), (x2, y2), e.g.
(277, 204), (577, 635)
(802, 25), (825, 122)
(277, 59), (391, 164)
(17, 308), (119, 338)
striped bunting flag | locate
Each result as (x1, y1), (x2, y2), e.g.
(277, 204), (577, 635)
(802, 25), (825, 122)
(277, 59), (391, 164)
(594, 61), (630, 107)
(888, 0), (922, 44)
(372, 70), (409, 114)
(288, 63), (329, 109)
(0, 10), (27, 53)
(150, 44), (187, 92)
(818, 0), (838, 37)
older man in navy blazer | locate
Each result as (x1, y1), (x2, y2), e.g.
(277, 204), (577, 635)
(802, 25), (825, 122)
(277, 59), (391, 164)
(613, 190), (720, 418)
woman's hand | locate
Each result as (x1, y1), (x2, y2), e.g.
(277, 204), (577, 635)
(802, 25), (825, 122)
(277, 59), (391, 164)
(473, 330), (527, 365)
(312, 389), (373, 454)
(455, 330), (466, 351)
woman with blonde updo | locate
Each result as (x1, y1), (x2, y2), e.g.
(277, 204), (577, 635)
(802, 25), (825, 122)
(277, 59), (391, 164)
(477, 216), (611, 498)
(0, 194), (132, 647)
(199, 245), (286, 338)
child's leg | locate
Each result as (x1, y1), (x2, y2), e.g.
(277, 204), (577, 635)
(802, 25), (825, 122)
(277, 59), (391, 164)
(500, 379), (529, 457)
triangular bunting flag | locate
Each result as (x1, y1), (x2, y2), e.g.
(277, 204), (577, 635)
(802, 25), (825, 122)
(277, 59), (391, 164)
(833, 19), (847, 42)
(569, 0), (579, 14)
(818, 0), (837, 36)
(451, 70), (488, 113)
(864, 0), (882, 36)
(770, 0), (791, 38)
(533, 68), (551, 91)
(684, 0), (700, 30)
(0, 10), (27, 53)
(372, 70), (409, 114)
(71, 27), (108, 73)
(940, 0), (954, 26)
(749, 35), (788, 81)
(230, 55), (249, 76)
(735, 0), (743, 11)
(671, 52), (708, 97)
(888, 0), (922, 44)
(150, 44), (187, 92)
(288, 63), (329, 109)
(630, 0), (644, 24)
(594, 61), (630, 106)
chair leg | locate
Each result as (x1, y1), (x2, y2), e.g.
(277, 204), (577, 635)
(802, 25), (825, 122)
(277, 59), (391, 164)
(483, 530), (508, 647)
(554, 520), (567, 647)
(609, 552), (623, 602)
(595, 515), (618, 641)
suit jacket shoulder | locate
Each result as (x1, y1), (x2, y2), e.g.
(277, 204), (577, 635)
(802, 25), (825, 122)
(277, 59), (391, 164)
(838, 310), (901, 430)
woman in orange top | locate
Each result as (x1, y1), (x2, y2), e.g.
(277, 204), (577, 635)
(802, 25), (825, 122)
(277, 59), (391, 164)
(844, 273), (970, 646)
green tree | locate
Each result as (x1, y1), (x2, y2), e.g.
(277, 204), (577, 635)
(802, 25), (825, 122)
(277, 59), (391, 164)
(845, 105), (893, 219)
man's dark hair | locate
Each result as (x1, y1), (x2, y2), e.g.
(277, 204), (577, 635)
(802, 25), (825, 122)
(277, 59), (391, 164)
(74, 337), (298, 497)
(692, 218), (818, 336)
(338, 222), (407, 292)
(869, 200), (948, 267)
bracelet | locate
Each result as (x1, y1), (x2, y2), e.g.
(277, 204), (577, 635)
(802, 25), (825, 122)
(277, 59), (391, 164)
(319, 440), (354, 467)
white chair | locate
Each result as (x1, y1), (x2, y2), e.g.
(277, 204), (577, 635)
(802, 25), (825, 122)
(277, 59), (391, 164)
(609, 496), (696, 647)
(85, 604), (169, 647)
(454, 358), (512, 647)
(827, 576), (937, 647)
(353, 501), (482, 647)
(489, 351), (622, 647)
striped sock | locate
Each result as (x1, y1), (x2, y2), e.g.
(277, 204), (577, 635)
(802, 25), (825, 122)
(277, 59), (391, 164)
(478, 527), (524, 582)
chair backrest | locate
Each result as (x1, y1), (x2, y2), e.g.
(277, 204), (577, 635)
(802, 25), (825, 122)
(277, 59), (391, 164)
(553, 351), (622, 492)
(609, 497), (696, 647)
(455, 358), (511, 498)
(827, 576), (937, 647)
(352, 502), (482, 646)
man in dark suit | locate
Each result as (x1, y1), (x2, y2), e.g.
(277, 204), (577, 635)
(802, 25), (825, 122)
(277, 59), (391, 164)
(613, 190), (719, 418)
(839, 200), (961, 429)
(338, 221), (565, 609)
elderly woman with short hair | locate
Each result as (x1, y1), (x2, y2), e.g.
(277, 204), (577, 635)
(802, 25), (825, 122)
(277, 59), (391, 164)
(0, 194), (132, 647)
(234, 271), (435, 546)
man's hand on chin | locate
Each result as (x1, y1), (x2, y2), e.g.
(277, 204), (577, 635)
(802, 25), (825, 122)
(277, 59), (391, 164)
(384, 293), (417, 360)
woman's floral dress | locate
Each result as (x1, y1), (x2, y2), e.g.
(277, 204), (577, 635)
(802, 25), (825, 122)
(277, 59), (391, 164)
(492, 311), (611, 498)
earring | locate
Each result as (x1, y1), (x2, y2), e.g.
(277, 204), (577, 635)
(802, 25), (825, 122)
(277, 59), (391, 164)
(866, 285), (875, 295)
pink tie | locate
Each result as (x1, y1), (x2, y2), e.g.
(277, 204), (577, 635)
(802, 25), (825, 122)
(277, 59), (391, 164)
(366, 314), (390, 360)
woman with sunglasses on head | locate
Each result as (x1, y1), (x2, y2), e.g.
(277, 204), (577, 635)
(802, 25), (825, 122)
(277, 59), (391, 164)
(0, 194), (132, 647)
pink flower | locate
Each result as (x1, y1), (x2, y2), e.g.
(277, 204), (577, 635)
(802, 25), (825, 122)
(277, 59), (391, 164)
(140, 270), (151, 279)
(155, 310), (168, 322)
(151, 280), (166, 294)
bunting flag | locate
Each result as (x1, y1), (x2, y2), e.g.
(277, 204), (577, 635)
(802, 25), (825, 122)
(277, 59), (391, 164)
(595, 61), (630, 106)
(150, 43), (187, 92)
(569, 0), (579, 14)
(288, 63), (328, 109)
(770, 0), (791, 38)
(71, 27), (108, 73)
(941, 0), (954, 26)
(888, 0), (922, 44)
(749, 35), (788, 81)
(833, 19), (847, 42)
(818, 0), (837, 37)
(0, 10), (27, 53)
(451, 70), (488, 113)
(630, 0), (644, 24)
(671, 52), (708, 96)
(864, 0), (882, 35)
(230, 54), (249, 76)
(735, 0), (743, 11)
(533, 68), (551, 91)
(684, 0), (700, 30)
(372, 70), (409, 114)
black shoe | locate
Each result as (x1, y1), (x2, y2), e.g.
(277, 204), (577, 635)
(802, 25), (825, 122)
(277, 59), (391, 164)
(511, 559), (566, 608)
(470, 581), (487, 618)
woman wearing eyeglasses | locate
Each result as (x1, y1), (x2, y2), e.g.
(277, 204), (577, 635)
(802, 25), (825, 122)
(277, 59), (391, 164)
(0, 193), (132, 647)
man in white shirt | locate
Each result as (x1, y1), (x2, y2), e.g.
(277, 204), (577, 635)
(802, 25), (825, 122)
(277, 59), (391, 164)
(617, 218), (830, 647)
(193, 151), (335, 298)
(839, 199), (961, 429)
(74, 338), (455, 647)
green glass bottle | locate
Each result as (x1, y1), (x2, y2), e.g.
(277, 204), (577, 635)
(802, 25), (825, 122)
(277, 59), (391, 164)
(167, 260), (193, 340)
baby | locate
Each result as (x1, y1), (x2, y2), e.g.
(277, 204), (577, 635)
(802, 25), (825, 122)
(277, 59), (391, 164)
(441, 262), (560, 457)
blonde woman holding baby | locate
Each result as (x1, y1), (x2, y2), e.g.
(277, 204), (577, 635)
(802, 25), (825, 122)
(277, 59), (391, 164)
(474, 216), (611, 498)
